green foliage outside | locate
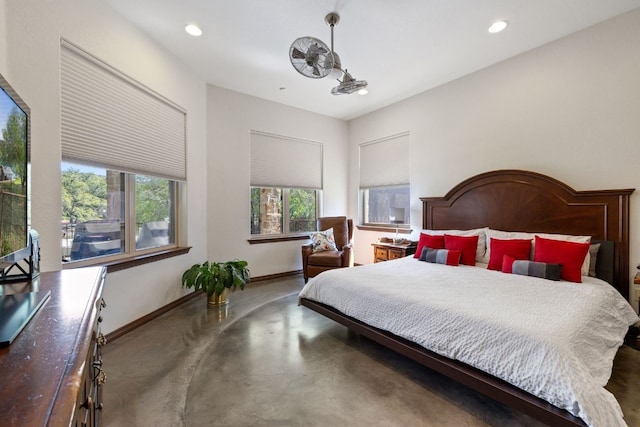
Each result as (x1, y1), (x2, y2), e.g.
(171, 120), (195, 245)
(62, 170), (170, 226)
(289, 188), (316, 232)
(61, 168), (107, 223)
(0, 107), (28, 256)
(1, 107), (27, 190)
(251, 187), (316, 234)
(135, 175), (170, 226)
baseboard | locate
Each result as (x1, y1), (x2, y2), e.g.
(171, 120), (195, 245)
(104, 270), (302, 343)
(251, 270), (302, 282)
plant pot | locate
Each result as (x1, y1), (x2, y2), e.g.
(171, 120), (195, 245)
(207, 288), (229, 307)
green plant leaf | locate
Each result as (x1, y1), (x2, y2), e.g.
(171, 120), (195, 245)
(182, 260), (250, 297)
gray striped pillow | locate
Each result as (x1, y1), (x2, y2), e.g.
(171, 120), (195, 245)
(512, 260), (562, 281)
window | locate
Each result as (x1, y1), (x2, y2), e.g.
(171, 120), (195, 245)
(62, 162), (177, 263)
(250, 131), (323, 239)
(359, 133), (410, 227)
(250, 187), (319, 236)
(59, 40), (185, 266)
(362, 185), (410, 226)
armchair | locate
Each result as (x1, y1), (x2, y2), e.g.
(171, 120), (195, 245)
(302, 216), (354, 283)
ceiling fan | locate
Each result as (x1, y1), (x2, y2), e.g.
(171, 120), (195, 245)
(289, 12), (368, 95)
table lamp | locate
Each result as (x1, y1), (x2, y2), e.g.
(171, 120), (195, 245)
(389, 207), (405, 244)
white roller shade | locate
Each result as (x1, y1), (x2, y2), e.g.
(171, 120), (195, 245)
(359, 132), (410, 188)
(60, 40), (187, 181)
(250, 131), (323, 189)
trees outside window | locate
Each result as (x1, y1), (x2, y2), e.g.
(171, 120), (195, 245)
(0, 107), (27, 256)
(61, 161), (176, 262)
(251, 187), (318, 236)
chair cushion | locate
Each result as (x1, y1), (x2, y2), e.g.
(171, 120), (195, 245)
(308, 250), (343, 267)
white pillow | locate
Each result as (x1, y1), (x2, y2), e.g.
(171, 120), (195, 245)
(422, 227), (487, 263)
(484, 229), (591, 275)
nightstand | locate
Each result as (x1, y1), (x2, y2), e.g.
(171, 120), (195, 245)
(372, 241), (417, 263)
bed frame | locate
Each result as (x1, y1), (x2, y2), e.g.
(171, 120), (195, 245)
(300, 169), (634, 427)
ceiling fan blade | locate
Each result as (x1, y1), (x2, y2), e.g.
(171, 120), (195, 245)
(289, 36), (333, 79)
(291, 47), (306, 59)
(310, 43), (328, 55)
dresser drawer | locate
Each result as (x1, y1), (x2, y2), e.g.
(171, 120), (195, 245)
(372, 243), (417, 263)
(388, 249), (404, 260)
(375, 247), (388, 261)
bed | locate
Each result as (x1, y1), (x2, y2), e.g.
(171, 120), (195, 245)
(298, 169), (638, 427)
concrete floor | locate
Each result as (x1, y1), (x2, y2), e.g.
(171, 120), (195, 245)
(102, 275), (640, 427)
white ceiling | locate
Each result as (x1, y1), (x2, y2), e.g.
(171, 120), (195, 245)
(103, 0), (640, 121)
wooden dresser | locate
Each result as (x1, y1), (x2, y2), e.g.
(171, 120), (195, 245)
(0, 267), (106, 427)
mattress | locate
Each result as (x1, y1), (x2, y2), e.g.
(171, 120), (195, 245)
(298, 256), (639, 427)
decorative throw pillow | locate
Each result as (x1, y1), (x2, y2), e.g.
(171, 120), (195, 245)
(423, 228), (487, 263)
(483, 228), (591, 269)
(310, 228), (337, 253)
(533, 236), (590, 283)
(510, 258), (562, 281)
(487, 238), (532, 271)
(414, 233), (445, 259)
(444, 234), (478, 266)
(420, 247), (461, 266)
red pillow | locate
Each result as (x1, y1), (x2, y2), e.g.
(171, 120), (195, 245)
(533, 236), (590, 283)
(414, 233), (445, 259)
(501, 254), (519, 273)
(444, 234), (478, 266)
(487, 238), (532, 271)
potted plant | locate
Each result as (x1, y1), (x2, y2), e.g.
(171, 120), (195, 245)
(182, 260), (250, 306)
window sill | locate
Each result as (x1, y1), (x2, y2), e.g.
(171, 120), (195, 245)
(248, 235), (310, 244)
(356, 225), (412, 234)
(63, 246), (191, 273)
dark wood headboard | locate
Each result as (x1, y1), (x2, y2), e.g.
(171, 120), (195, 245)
(420, 170), (634, 299)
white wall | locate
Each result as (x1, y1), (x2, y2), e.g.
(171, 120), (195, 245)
(207, 86), (349, 277)
(349, 9), (640, 301)
(3, 0), (208, 333)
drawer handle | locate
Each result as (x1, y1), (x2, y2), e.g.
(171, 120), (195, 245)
(97, 333), (107, 347)
(82, 396), (93, 409)
(96, 369), (107, 386)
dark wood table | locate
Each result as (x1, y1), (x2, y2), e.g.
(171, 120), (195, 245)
(0, 267), (106, 427)
(372, 241), (417, 262)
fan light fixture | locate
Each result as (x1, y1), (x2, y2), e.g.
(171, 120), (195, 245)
(331, 69), (368, 95)
(289, 12), (367, 95)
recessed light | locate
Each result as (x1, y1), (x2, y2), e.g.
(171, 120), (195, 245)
(488, 20), (508, 34)
(185, 24), (202, 37)
(357, 88), (368, 95)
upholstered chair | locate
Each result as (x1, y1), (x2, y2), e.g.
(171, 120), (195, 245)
(302, 216), (354, 283)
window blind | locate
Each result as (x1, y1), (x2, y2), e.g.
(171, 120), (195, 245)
(359, 132), (410, 188)
(250, 131), (323, 189)
(60, 39), (187, 181)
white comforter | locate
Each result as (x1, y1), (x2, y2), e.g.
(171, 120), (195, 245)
(298, 256), (639, 427)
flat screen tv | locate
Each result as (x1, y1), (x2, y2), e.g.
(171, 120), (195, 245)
(0, 72), (30, 271)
